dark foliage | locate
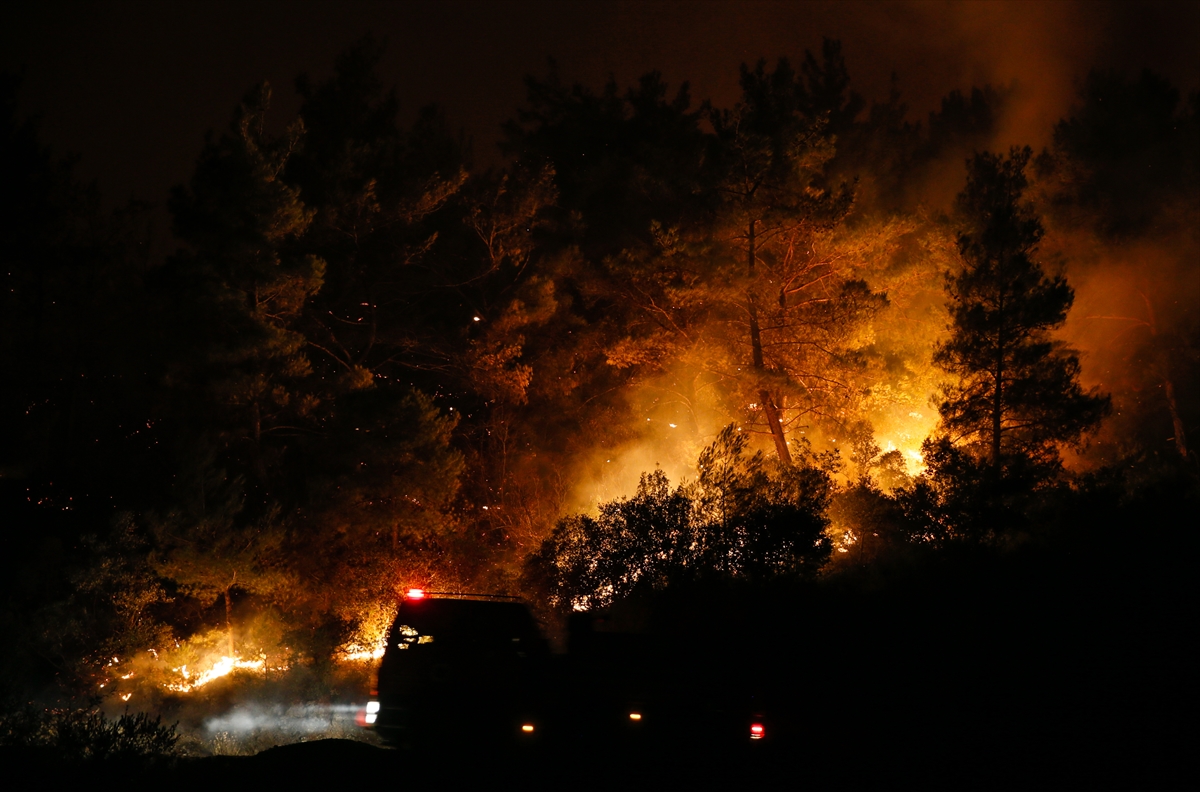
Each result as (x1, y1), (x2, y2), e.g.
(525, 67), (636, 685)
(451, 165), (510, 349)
(1039, 69), (1199, 237)
(527, 426), (832, 609)
(913, 147), (1110, 541)
(935, 148), (1110, 472)
(0, 707), (179, 763)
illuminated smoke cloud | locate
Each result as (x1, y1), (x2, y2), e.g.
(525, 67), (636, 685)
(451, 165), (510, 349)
(203, 703), (363, 736)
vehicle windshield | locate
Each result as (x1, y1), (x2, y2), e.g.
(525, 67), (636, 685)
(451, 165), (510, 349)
(388, 599), (541, 648)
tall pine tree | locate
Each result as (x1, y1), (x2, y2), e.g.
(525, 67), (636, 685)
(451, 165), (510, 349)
(707, 56), (871, 465)
(931, 147), (1109, 483)
(167, 83), (325, 469)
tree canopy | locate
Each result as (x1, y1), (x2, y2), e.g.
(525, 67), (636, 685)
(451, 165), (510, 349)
(934, 147), (1110, 475)
(2, 43), (1194, 705)
(527, 425), (833, 610)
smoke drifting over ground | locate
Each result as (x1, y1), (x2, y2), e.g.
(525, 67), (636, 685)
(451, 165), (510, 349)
(97, 664), (381, 757)
(194, 702), (374, 755)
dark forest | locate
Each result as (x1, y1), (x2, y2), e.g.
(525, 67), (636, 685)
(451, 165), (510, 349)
(1, 19), (1195, 784)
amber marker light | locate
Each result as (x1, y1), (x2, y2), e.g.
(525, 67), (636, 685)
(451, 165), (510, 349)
(629, 712), (642, 721)
(521, 724), (535, 733)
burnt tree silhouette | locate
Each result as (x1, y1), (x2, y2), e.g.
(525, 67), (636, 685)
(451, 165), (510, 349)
(920, 148), (1109, 538)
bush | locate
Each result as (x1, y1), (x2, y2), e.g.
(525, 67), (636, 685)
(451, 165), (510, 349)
(0, 707), (179, 763)
(527, 425), (834, 610)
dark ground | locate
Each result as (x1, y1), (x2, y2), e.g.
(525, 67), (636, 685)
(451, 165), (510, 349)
(7, 517), (1190, 790)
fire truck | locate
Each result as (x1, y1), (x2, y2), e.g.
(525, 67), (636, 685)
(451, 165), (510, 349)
(362, 589), (769, 750)
(363, 590), (548, 747)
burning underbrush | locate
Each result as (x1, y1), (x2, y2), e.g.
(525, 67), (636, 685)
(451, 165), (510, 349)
(92, 659), (383, 757)
(96, 619), (292, 705)
(333, 601), (397, 663)
(84, 604), (397, 756)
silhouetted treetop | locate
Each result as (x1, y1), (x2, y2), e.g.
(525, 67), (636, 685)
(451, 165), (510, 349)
(935, 146), (1109, 475)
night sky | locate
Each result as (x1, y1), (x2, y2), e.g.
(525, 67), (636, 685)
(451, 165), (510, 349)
(5, 0), (1198, 211)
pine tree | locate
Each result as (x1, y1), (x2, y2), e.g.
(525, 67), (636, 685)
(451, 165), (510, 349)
(707, 57), (872, 464)
(932, 147), (1109, 481)
(167, 83), (325, 462)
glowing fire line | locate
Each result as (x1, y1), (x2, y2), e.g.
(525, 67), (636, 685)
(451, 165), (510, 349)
(338, 646), (386, 662)
(164, 655), (272, 693)
(100, 601), (395, 701)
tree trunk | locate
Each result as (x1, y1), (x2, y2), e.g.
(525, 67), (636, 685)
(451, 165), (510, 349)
(1141, 292), (1189, 460)
(992, 296), (1005, 474)
(1164, 377), (1189, 460)
(746, 218), (793, 466)
(224, 574), (236, 657)
(760, 389), (793, 465)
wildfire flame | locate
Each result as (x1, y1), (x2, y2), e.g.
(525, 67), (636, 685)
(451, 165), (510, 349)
(98, 602), (398, 702)
(335, 601), (396, 663)
(338, 647), (386, 662)
(164, 655), (274, 693)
